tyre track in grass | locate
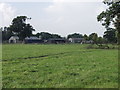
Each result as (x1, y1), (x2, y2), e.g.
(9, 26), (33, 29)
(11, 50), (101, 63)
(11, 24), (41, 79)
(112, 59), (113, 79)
(2, 50), (93, 62)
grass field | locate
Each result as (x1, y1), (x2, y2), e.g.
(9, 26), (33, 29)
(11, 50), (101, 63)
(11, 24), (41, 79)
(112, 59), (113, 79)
(2, 44), (118, 88)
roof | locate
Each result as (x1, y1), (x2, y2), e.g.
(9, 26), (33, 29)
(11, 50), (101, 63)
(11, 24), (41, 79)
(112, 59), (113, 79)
(9, 36), (19, 40)
(25, 36), (41, 40)
(48, 38), (66, 40)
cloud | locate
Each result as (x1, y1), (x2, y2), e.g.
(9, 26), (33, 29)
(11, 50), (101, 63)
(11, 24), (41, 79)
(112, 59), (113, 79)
(42, 1), (106, 36)
(96, 4), (107, 15)
(45, 0), (64, 13)
(0, 0), (103, 2)
(0, 3), (16, 26)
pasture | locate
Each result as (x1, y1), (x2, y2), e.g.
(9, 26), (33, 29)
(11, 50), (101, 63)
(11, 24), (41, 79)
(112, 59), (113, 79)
(2, 44), (118, 88)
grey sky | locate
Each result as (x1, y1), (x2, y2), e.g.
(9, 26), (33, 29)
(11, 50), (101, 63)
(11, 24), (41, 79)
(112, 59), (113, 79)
(0, 0), (107, 37)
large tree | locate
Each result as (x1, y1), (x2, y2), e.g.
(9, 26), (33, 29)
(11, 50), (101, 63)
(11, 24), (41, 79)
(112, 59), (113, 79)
(67, 33), (83, 39)
(103, 28), (117, 43)
(8, 16), (35, 40)
(1, 27), (13, 41)
(36, 32), (53, 40)
(97, 0), (120, 44)
(83, 34), (89, 40)
(51, 34), (62, 39)
(36, 32), (62, 40)
(89, 33), (98, 43)
(88, 33), (107, 48)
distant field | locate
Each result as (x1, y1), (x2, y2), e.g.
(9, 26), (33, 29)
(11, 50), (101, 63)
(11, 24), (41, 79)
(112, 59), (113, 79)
(2, 44), (118, 88)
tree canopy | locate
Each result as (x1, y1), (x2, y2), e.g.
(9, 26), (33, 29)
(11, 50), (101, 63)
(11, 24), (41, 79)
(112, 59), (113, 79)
(97, 0), (120, 44)
(67, 33), (83, 39)
(103, 28), (117, 43)
(8, 16), (35, 40)
(36, 32), (62, 40)
(1, 27), (13, 41)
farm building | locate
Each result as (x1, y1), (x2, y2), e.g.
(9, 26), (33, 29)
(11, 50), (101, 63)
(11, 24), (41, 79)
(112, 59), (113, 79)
(24, 36), (43, 44)
(47, 38), (67, 44)
(9, 36), (19, 43)
(82, 40), (94, 44)
(68, 38), (85, 43)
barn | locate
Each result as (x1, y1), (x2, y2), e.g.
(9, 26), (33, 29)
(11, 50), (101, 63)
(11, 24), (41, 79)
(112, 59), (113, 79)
(24, 36), (43, 44)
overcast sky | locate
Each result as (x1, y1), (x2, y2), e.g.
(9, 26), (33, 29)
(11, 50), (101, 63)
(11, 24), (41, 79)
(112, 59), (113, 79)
(0, 0), (107, 37)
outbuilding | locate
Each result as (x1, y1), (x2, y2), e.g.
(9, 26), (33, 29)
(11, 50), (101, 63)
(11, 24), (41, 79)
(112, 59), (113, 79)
(68, 38), (85, 43)
(24, 36), (43, 44)
(47, 38), (67, 44)
(9, 36), (19, 43)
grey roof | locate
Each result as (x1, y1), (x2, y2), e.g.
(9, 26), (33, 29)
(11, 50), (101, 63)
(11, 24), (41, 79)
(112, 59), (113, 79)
(25, 36), (41, 40)
(48, 38), (66, 40)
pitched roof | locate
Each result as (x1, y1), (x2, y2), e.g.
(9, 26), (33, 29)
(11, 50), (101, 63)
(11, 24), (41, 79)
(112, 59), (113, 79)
(9, 36), (19, 40)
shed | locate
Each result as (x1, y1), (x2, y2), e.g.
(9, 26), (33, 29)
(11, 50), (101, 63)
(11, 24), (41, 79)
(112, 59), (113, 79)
(69, 38), (85, 43)
(9, 36), (19, 43)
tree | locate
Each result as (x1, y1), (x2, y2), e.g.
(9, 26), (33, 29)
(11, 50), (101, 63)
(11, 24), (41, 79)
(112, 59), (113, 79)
(67, 33), (83, 39)
(97, 0), (120, 44)
(83, 34), (89, 40)
(97, 36), (106, 44)
(36, 32), (62, 40)
(51, 34), (62, 38)
(8, 16), (35, 40)
(89, 33), (98, 44)
(103, 28), (117, 43)
(36, 32), (52, 40)
(88, 33), (108, 48)
(2, 27), (13, 41)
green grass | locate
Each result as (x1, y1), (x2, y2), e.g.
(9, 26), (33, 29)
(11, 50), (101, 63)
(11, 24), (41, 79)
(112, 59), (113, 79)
(2, 44), (118, 88)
